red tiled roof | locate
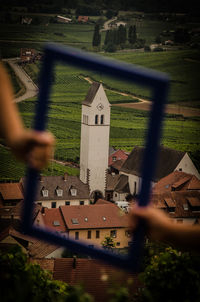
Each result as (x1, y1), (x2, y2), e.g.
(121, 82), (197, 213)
(153, 171), (200, 193)
(30, 258), (54, 273)
(0, 226), (35, 243)
(151, 191), (200, 218)
(28, 240), (60, 258)
(60, 203), (129, 230)
(108, 149), (129, 166)
(42, 207), (66, 232)
(0, 183), (23, 200)
(53, 258), (139, 302)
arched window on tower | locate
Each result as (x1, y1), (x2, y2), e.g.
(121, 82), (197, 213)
(95, 115), (98, 124)
(101, 115), (104, 124)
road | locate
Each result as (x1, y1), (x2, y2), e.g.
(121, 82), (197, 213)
(101, 17), (117, 32)
(3, 58), (38, 103)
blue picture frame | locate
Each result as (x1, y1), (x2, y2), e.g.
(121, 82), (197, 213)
(22, 43), (169, 272)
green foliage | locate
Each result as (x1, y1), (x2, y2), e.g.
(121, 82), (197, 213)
(128, 25), (137, 44)
(0, 246), (93, 302)
(138, 247), (200, 302)
(102, 236), (116, 250)
(92, 24), (101, 47)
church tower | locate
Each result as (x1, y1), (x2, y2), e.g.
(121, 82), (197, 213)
(80, 82), (110, 198)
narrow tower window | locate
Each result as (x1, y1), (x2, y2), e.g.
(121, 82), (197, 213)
(95, 115), (98, 124)
(101, 115), (104, 124)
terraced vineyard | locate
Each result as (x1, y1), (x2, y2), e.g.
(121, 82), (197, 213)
(1, 49), (200, 181)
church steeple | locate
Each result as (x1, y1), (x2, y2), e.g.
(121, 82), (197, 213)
(80, 82), (110, 197)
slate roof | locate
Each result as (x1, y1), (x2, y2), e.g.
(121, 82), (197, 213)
(21, 175), (90, 201)
(120, 146), (186, 181)
(114, 174), (130, 194)
(151, 190), (200, 219)
(60, 203), (129, 230)
(82, 82), (101, 106)
(153, 171), (200, 193)
(0, 183), (23, 201)
(106, 174), (120, 191)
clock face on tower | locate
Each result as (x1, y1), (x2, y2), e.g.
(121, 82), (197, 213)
(96, 103), (104, 111)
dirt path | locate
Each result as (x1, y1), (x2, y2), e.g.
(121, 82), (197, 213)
(101, 17), (117, 32)
(82, 76), (200, 117)
(3, 58), (38, 103)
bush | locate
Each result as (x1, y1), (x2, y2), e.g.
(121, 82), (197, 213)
(138, 247), (200, 302)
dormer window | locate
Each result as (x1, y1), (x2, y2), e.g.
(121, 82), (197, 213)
(70, 186), (77, 196)
(56, 187), (63, 197)
(41, 187), (48, 197)
(112, 156), (117, 161)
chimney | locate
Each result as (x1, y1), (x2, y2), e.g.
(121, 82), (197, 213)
(63, 173), (68, 181)
(73, 255), (77, 269)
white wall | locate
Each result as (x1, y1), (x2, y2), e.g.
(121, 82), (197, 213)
(175, 153), (200, 179)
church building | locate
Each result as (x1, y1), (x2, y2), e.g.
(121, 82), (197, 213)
(80, 82), (110, 200)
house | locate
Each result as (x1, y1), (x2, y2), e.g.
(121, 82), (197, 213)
(20, 174), (90, 208)
(153, 171), (200, 193)
(108, 149), (129, 174)
(120, 146), (200, 195)
(0, 182), (23, 207)
(0, 224), (64, 258)
(21, 17), (32, 25)
(56, 15), (72, 23)
(20, 48), (36, 63)
(36, 202), (130, 248)
(151, 190), (200, 225)
(78, 16), (89, 23)
(32, 257), (140, 302)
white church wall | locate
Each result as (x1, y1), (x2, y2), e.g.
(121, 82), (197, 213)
(175, 153), (200, 179)
(80, 84), (110, 196)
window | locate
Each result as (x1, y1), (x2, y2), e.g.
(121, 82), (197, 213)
(42, 189), (48, 197)
(112, 156), (117, 161)
(75, 232), (79, 240)
(84, 217), (88, 222)
(95, 115), (98, 124)
(65, 201), (70, 206)
(96, 230), (100, 238)
(125, 230), (131, 237)
(102, 216), (106, 221)
(179, 168), (182, 171)
(87, 230), (91, 239)
(70, 187), (77, 196)
(51, 202), (56, 208)
(116, 242), (120, 246)
(53, 220), (60, 226)
(101, 114), (104, 124)
(71, 218), (79, 224)
(80, 201), (84, 205)
(56, 188), (63, 197)
(110, 230), (117, 238)
(183, 203), (188, 210)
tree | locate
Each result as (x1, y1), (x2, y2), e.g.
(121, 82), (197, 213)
(102, 236), (116, 250)
(0, 246), (93, 302)
(137, 247), (200, 302)
(92, 24), (101, 47)
(117, 25), (127, 45)
(128, 25), (137, 44)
